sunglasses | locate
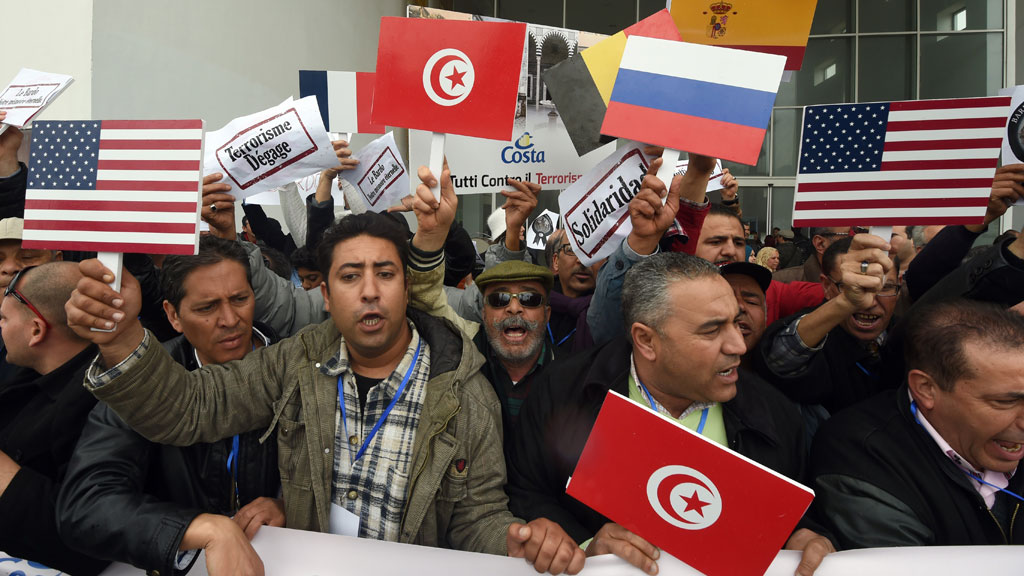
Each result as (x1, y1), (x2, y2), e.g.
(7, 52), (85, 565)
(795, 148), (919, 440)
(485, 291), (546, 309)
(4, 266), (50, 328)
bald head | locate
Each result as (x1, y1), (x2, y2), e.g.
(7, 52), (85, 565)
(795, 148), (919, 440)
(18, 261), (83, 338)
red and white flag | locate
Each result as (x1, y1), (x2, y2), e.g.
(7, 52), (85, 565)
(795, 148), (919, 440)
(371, 17), (527, 141)
(793, 96), (1011, 227)
(22, 120), (202, 254)
(566, 391), (814, 576)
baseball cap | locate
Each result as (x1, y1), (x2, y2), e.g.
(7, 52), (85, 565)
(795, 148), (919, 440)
(719, 261), (771, 294)
(0, 217), (24, 241)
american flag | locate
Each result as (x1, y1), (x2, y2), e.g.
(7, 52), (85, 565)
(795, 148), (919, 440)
(22, 120), (203, 254)
(793, 96), (1010, 227)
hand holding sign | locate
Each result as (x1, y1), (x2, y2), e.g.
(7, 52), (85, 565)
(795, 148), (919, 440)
(627, 157), (682, 256)
(408, 160), (457, 254)
(201, 173), (237, 240)
(966, 163), (1024, 231)
(585, 522), (661, 575)
(501, 178), (541, 252)
(66, 259), (146, 363)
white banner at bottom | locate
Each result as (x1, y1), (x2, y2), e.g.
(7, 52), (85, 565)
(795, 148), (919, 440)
(61, 526), (1019, 576)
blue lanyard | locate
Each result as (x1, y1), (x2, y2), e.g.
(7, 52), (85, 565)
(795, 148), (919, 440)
(338, 340), (422, 463)
(225, 341), (257, 479)
(546, 323), (576, 347)
(911, 401), (1024, 504)
(636, 378), (708, 435)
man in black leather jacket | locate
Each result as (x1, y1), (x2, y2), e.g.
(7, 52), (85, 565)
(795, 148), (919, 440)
(57, 236), (281, 575)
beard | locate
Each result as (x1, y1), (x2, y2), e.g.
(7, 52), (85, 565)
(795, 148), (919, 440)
(485, 315), (545, 364)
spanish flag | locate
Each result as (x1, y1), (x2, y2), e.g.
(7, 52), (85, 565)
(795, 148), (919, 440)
(669, 0), (818, 70)
(542, 9), (681, 157)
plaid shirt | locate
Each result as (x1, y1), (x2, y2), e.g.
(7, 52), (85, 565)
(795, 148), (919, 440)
(323, 322), (430, 541)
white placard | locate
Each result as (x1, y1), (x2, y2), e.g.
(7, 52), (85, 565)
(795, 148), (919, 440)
(0, 68), (74, 130)
(90, 527), (1024, 576)
(674, 158), (725, 193)
(340, 131), (409, 213)
(558, 143), (658, 267)
(203, 97), (338, 200)
(527, 209), (559, 250)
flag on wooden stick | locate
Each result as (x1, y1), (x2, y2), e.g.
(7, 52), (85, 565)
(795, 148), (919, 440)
(792, 96), (1011, 227)
(22, 119), (203, 254)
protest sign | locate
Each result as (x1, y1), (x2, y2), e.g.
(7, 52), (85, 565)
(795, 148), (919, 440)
(600, 36), (785, 166)
(567, 391), (814, 576)
(793, 96), (1011, 227)
(999, 86), (1024, 206)
(526, 209), (559, 250)
(558, 143), (657, 267)
(669, 0), (818, 70)
(299, 70), (384, 135)
(22, 120), (203, 255)
(542, 10), (682, 157)
(340, 131), (409, 213)
(203, 96), (338, 201)
(0, 68), (74, 131)
(406, 7), (614, 195)
(675, 157), (725, 193)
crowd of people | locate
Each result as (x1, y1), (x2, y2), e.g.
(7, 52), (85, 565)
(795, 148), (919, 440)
(1, 104), (1024, 576)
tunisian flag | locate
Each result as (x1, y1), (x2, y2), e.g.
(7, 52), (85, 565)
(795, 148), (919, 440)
(371, 17), (526, 142)
(566, 391), (814, 576)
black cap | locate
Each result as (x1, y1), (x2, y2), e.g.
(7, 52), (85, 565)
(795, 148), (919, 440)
(719, 261), (771, 294)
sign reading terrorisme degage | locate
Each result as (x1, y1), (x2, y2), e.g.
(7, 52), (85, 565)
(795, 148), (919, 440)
(559, 143), (657, 267)
(204, 96), (338, 200)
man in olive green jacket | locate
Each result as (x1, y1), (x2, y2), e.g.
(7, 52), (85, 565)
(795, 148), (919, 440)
(66, 175), (584, 575)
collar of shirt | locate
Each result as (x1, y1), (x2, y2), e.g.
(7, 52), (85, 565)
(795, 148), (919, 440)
(909, 389), (1013, 507)
(324, 320), (421, 398)
(192, 326), (272, 368)
(629, 353), (716, 420)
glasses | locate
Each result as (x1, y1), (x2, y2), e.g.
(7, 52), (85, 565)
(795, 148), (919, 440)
(556, 244), (575, 257)
(3, 266), (50, 328)
(485, 291), (546, 309)
(831, 278), (901, 298)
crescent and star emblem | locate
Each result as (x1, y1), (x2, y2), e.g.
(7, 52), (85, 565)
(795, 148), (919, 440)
(646, 465), (723, 530)
(422, 49), (475, 107)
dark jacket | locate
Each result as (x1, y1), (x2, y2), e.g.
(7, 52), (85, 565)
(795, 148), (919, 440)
(755, 310), (900, 414)
(56, 327), (280, 576)
(808, 384), (1023, 549)
(507, 337), (806, 543)
(0, 161), (27, 220)
(0, 345), (108, 575)
(547, 289), (594, 358)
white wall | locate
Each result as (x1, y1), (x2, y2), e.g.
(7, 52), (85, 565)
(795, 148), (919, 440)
(88, 0), (409, 236)
(2, 0), (93, 120)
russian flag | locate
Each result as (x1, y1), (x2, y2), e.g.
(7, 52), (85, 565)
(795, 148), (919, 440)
(600, 37), (785, 166)
(298, 70), (385, 135)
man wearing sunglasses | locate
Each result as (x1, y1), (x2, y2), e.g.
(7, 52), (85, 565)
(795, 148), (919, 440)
(0, 262), (107, 574)
(755, 234), (902, 415)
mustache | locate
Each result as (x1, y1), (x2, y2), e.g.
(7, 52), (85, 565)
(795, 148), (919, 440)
(492, 315), (541, 332)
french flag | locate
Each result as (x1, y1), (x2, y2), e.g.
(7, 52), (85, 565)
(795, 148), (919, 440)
(600, 37), (786, 166)
(299, 70), (385, 135)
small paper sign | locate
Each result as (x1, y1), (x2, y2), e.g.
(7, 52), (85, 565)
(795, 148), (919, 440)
(674, 158), (726, 193)
(0, 68), (74, 129)
(558, 143), (657, 267)
(340, 131), (409, 212)
(203, 97), (338, 200)
(527, 209), (559, 250)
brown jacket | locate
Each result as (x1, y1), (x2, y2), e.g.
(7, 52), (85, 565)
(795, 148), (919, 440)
(86, 309), (516, 554)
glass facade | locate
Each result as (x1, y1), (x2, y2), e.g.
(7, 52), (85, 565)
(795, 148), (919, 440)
(446, 0), (1015, 236)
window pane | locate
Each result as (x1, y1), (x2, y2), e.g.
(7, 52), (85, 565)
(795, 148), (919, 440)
(920, 0), (1002, 31)
(772, 109), (802, 177)
(721, 127), (769, 177)
(920, 32), (1002, 98)
(451, 0), (496, 16)
(566, 0), (635, 35)
(776, 37), (854, 106)
(770, 186), (795, 233)
(639, 0), (665, 20)
(858, 0), (915, 32)
(498, 0), (563, 27)
(858, 35), (916, 102)
(811, 0), (853, 34)
(457, 193), (495, 238)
